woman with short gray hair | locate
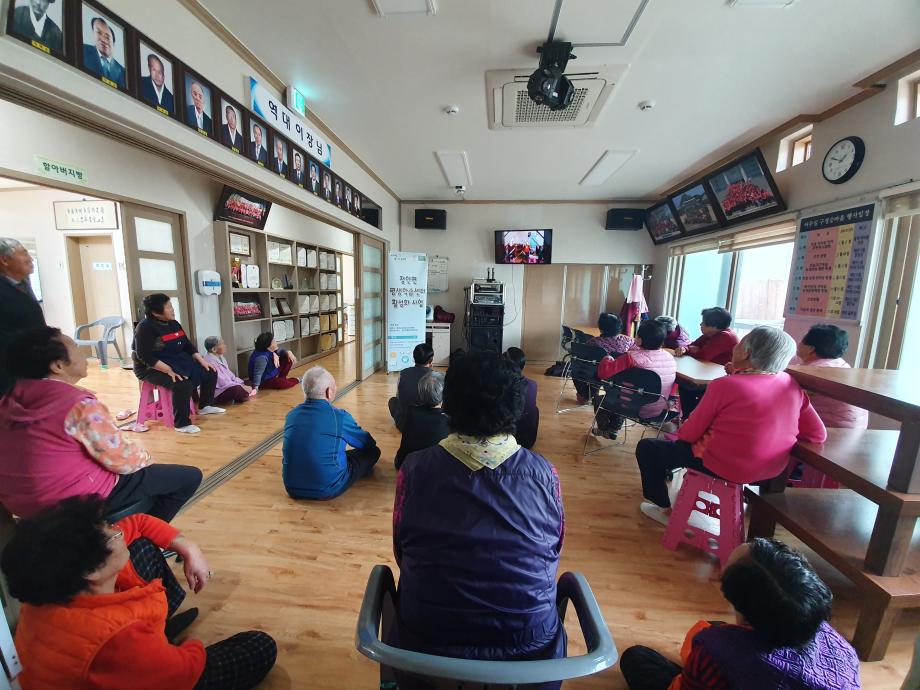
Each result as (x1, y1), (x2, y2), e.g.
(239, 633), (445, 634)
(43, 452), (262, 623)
(634, 326), (827, 525)
(654, 314), (691, 350)
(394, 370), (450, 469)
(202, 335), (254, 405)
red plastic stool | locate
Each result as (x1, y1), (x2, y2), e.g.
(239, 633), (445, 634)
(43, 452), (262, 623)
(661, 470), (744, 568)
(136, 382), (195, 429)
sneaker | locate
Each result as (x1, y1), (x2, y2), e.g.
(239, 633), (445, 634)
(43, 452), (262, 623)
(176, 424), (201, 434)
(197, 405), (225, 415)
(165, 607), (199, 642)
(640, 501), (670, 526)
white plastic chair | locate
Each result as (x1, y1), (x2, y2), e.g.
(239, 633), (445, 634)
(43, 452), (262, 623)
(73, 316), (126, 368)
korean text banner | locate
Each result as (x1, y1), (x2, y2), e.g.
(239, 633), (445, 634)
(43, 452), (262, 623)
(386, 252), (428, 373)
(249, 77), (332, 167)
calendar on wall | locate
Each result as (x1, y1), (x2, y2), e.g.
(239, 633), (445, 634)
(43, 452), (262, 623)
(785, 203), (875, 322)
(427, 255), (449, 293)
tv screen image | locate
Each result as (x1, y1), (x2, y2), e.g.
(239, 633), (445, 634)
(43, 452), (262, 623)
(214, 186), (272, 229)
(495, 229), (552, 264)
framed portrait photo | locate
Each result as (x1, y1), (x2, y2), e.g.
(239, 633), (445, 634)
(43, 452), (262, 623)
(181, 68), (216, 139)
(321, 169), (333, 202)
(137, 36), (177, 118)
(270, 131), (289, 178)
(78, 1), (130, 92)
(218, 94), (246, 154)
(306, 158), (321, 196)
(344, 185), (354, 213)
(7, 0), (67, 58)
(645, 201), (683, 245)
(353, 193), (363, 218)
(248, 116), (270, 167)
(333, 177), (344, 209)
(705, 149), (786, 225)
(289, 147), (307, 188)
(668, 182), (722, 236)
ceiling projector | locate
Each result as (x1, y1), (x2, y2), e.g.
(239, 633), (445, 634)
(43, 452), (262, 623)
(527, 40), (576, 111)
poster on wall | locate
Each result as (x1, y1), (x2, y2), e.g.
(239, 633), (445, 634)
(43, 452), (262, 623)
(386, 252), (428, 373)
(427, 255), (449, 293)
(785, 203), (875, 321)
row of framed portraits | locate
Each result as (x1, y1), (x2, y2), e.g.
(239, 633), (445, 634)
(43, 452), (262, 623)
(646, 148), (787, 245)
(5, 0), (370, 219)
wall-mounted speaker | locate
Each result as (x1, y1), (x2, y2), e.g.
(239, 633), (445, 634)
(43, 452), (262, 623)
(415, 208), (447, 230)
(606, 208), (646, 230)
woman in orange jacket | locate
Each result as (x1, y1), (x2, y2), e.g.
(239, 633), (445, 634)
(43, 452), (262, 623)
(1, 497), (276, 690)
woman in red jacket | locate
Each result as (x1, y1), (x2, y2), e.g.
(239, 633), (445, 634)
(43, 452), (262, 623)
(1, 497), (276, 690)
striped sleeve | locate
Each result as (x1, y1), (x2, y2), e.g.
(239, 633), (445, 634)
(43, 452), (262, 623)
(678, 640), (731, 690)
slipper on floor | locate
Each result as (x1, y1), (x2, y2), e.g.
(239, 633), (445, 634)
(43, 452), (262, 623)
(115, 409), (135, 421)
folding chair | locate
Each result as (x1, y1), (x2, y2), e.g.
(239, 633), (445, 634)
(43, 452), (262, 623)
(584, 368), (676, 455)
(555, 343), (607, 414)
(559, 326), (575, 378)
(356, 565), (618, 689)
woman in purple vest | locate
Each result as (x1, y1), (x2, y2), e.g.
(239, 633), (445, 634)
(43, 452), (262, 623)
(619, 538), (861, 690)
(391, 352), (566, 689)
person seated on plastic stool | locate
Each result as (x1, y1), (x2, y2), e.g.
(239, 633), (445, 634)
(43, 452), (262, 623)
(391, 352), (566, 690)
(388, 342), (434, 431)
(282, 366), (380, 500)
(619, 538), (860, 690)
(593, 320), (676, 440)
(635, 326), (826, 526)
(1, 496), (277, 690)
(0, 326), (202, 521)
(132, 293), (224, 434)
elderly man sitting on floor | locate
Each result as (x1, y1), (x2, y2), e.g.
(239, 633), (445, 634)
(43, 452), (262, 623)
(281, 366), (380, 500)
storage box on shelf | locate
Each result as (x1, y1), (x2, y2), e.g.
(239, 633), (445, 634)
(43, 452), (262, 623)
(214, 222), (347, 375)
(747, 366), (920, 661)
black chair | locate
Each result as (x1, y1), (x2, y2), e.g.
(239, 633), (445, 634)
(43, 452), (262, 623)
(584, 368), (675, 455)
(559, 326), (575, 377)
(572, 329), (592, 344)
(556, 343), (607, 414)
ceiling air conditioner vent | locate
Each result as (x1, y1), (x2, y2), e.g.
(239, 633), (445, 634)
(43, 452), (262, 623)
(487, 65), (628, 130)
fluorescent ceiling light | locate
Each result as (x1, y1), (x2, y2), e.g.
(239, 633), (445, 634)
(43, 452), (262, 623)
(435, 151), (473, 188)
(371, 0), (438, 17)
(579, 150), (636, 186)
(727, 0), (799, 6)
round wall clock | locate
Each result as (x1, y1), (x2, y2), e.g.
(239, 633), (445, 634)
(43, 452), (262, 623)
(822, 136), (865, 185)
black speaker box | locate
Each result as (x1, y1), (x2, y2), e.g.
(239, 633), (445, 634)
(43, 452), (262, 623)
(415, 208), (447, 230)
(606, 208), (646, 230)
(468, 326), (503, 354)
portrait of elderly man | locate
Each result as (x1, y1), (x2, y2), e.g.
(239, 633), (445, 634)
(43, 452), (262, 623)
(185, 77), (212, 134)
(11, 0), (63, 53)
(139, 48), (174, 113)
(82, 12), (126, 89)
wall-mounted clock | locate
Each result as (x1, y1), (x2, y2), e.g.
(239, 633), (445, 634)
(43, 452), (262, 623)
(822, 136), (865, 185)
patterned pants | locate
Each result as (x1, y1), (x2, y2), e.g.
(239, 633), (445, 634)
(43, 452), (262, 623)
(129, 539), (277, 689)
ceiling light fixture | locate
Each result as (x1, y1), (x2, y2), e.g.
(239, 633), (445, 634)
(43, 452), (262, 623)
(370, 0), (438, 17)
(435, 151), (473, 190)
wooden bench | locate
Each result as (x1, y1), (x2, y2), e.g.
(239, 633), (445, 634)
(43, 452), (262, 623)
(747, 487), (920, 661)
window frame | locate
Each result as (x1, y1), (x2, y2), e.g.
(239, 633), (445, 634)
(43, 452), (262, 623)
(790, 132), (813, 167)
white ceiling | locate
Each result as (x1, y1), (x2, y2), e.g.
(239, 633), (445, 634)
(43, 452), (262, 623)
(201, 0), (920, 201)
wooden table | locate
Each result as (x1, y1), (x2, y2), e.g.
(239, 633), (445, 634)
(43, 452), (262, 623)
(674, 356), (727, 386)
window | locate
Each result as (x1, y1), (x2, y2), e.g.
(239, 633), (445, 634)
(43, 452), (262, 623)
(790, 133), (812, 167)
(675, 250), (732, 332)
(729, 243), (795, 336)
(894, 70), (920, 125)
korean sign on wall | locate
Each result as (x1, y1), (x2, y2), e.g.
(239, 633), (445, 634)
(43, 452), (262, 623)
(386, 252), (428, 373)
(249, 77), (332, 167)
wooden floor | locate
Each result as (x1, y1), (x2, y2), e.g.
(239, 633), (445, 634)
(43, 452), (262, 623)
(84, 356), (914, 688)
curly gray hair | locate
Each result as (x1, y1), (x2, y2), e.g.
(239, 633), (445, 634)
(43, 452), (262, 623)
(737, 326), (796, 373)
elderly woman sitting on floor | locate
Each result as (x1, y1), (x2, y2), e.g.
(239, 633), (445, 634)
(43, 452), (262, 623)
(391, 352), (566, 689)
(635, 326), (827, 525)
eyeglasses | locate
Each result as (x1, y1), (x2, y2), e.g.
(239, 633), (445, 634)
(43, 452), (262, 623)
(106, 527), (124, 545)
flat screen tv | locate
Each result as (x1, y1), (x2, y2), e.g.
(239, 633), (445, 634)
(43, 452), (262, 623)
(214, 185), (272, 229)
(495, 229), (552, 264)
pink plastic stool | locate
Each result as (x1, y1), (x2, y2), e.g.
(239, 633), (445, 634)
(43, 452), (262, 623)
(136, 382), (195, 429)
(661, 470), (744, 568)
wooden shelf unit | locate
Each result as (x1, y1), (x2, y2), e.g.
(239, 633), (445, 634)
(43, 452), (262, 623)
(746, 366), (920, 661)
(214, 222), (345, 376)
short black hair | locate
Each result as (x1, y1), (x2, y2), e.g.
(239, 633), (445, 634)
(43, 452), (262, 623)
(8, 326), (68, 379)
(721, 538), (832, 649)
(146, 53), (164, 71)
(1, 497), (111, 605)
(90, 17), (116, 43)
(443, 352), (524, 436)
(504, 347), (526, 371)
(701, 307), (732, 330)
(143, 293), (171, 317)
(802, 324), (848, 359)
(598, 313), (622, 338)
(636, 320), (666, 349)
(413, 342), (434, 366)
(254, 332), (274, 351)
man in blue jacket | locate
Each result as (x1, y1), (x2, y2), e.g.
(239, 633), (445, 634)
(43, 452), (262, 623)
(282, 366), (380, 499)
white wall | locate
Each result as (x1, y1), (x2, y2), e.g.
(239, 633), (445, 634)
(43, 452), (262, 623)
(401, 202), (657, 350)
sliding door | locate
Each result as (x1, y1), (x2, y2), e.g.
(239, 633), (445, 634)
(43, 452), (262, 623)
(357, 235), (385, 378)
(521, 264), (566, 361)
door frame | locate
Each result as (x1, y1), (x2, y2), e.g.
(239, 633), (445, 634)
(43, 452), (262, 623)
(356, 234), (387, 379)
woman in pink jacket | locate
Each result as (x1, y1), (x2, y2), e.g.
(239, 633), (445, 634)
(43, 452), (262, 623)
(789, 324), (868, 429)
(635, 326), (827, 525)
